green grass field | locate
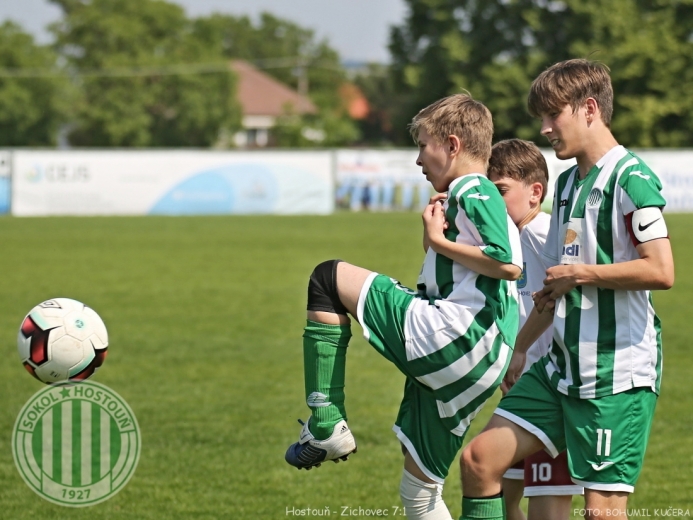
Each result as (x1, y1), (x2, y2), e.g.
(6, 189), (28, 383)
(0, 212), (691, 520)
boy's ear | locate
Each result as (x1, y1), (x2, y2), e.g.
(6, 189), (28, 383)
(530, 182), (544, 204)
(584, 97), (599, 124)
(447, 135), (463, 156)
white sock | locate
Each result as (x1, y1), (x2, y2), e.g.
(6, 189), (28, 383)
(399, 469), (452, 520)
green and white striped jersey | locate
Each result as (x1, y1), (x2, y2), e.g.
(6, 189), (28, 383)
(409, 174), (522, 434)
(542, 145), (667, 398)
(417, 174), (522, 345)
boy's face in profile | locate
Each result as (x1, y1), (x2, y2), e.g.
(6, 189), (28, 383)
(488, 171), (537, 227)
(540, 104), (584, 160)
(415, 129), (454, 193)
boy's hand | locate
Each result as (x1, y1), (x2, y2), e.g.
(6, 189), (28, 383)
(532, 288), (556, 313)
(501, 350), (526, 393)
(428, 193), (447, 205)
(533, 264), (582, 312)
(543, 264), (580, 298)
(422, 201), (448, 250)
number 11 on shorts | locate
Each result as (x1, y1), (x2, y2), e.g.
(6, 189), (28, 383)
(596, 428), (612, 456)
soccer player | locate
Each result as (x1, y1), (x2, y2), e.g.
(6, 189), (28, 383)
(487, 139), (583, 520)
(285, 93), (523, 520)
(458, 59), (674, 520)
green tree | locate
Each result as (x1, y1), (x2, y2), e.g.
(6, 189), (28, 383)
(0, 21), (68, 146)
(389, 0), (693, 147)
(352, 63), (401, 145)
(49, 0), (241, 147)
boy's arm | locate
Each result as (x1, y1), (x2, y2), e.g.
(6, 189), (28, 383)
(501, 306), (554, 392)
(534, 238), (674, 311)
(423, 202), (522, 280)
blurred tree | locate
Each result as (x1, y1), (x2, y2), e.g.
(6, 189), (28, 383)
(388, 0), (693, 147)
(352, 63), (401, 145)
(191, 12), (360, 146)
(49, 0), (241, 147)
(0, 21), (69, 146)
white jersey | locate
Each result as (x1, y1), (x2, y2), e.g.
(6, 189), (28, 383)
(517, 212), (552, 371)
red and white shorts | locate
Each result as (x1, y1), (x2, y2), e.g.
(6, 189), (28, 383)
(503, 451), (584, 497)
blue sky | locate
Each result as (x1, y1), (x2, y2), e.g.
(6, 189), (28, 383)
(0, 0), (408, 63)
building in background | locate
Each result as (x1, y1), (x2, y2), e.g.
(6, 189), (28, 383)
(230, 60), (317, 148)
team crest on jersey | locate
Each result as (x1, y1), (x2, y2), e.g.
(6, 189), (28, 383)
(587, 188), (603, 207)
(517, 262), (527, 289)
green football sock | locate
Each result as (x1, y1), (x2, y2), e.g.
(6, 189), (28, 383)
(303, 320), (351, 440)
(460, 496), (504, 520)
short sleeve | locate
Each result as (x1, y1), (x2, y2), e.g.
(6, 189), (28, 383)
(455, 177), (522, 268)
(618, 161), (666, 214)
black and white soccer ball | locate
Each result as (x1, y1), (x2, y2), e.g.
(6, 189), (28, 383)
(17, 298), (108, 384)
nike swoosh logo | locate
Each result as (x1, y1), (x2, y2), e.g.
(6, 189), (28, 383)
(629, 171), (650, 180)
(467, 193), (490, 200)
(638, 218), (660, 232)
(591, 461), (615, 471)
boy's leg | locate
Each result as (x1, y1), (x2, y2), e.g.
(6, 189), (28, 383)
(501, 473), (526, 520)
(526, 496), (572, 520)
(582, 491), (628, 520)
(302, 262), (372, 437)
(460, 417), (543, 520)
(397, 380), (461, 520)
(401, 452), (453, 520)
(524, 450), (582, 520)
(285, 261), (372, 469)
(461, 415), (545, 490)
(502, 458), (526, 520)
(460, 363), (564, 520)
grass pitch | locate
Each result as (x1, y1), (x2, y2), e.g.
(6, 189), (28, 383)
(0, 212), (691, 519)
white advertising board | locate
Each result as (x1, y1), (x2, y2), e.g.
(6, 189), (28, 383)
(11, 150), (333, 216)
(334, 149), (576, 211)
(8, 148), (693, 217)
(0, 150), (9, 214)
(634, 150), (693, 212)
(542, 150), (693, 213)
(335, 149), (424, 211)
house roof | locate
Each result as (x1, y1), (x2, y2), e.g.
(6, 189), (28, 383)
(230, 60), (317, 117)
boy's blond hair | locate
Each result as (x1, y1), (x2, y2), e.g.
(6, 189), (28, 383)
(528, 59), (614, 126)
(409, 93), (493, 166)
(488, 139), (549, 203)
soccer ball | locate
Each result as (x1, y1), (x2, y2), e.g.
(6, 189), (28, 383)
(17, 298), (108, 384)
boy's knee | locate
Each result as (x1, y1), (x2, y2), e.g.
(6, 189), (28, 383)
(460, 441), (496, 481)
(307, 260), (349, 315)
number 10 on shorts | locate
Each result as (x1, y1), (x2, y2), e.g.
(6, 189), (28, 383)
(531, 463), (552, 482)
(596, 428), (612, 456)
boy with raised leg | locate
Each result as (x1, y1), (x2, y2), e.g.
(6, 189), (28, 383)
(459, 59), (674, 520)
(285, 93), (522, 520)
